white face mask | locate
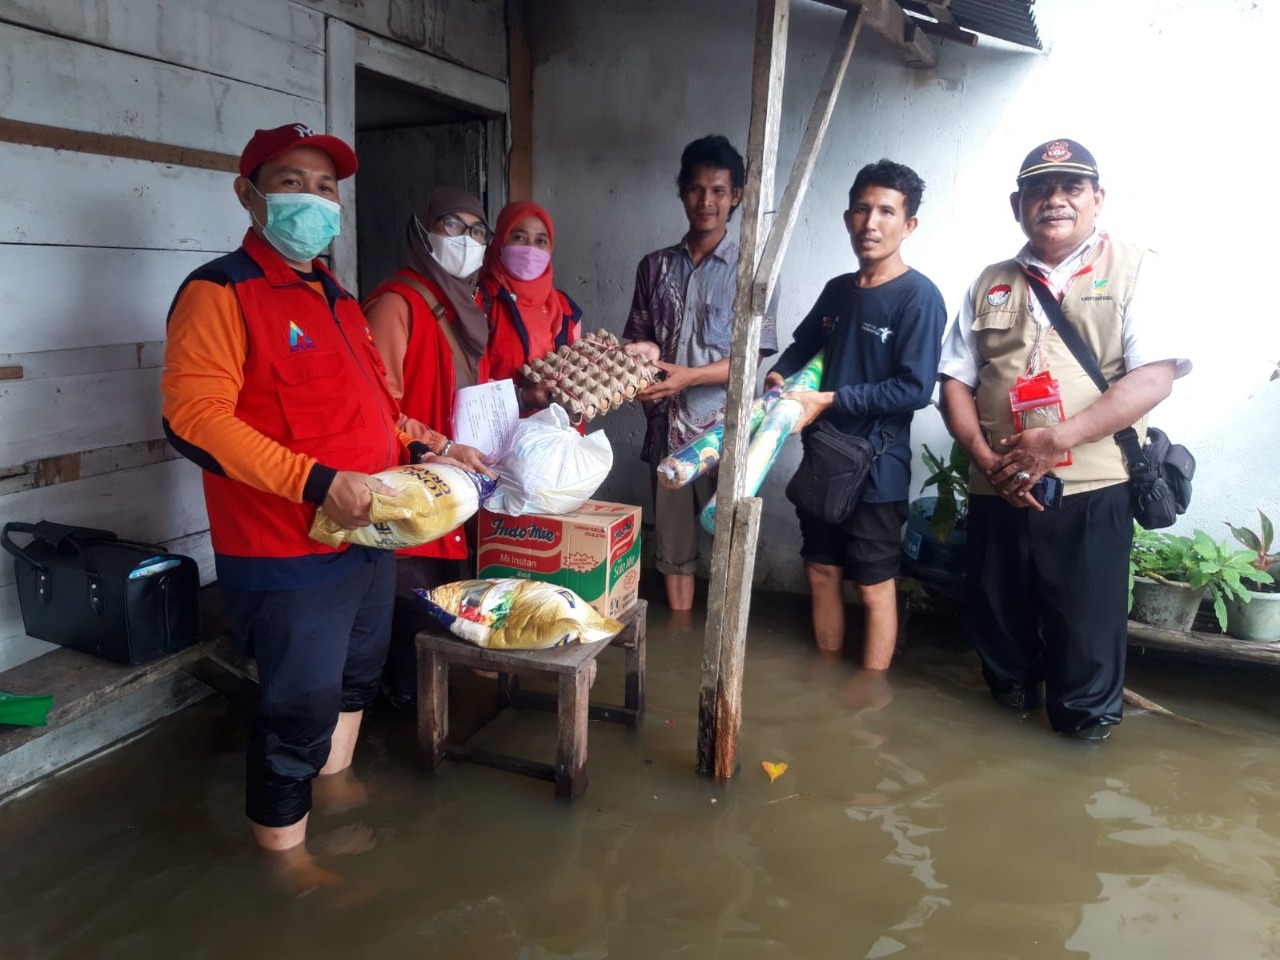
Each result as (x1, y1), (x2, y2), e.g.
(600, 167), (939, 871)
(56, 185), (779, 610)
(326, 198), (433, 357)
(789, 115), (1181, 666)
(428, 232), (486, 278)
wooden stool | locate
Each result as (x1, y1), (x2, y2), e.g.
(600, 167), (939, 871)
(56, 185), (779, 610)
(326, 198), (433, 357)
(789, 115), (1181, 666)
(415, 599), (647, 800)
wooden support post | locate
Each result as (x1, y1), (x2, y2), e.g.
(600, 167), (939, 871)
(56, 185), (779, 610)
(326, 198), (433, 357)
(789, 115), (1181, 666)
(712, 496), (764, 778)
(697, 0), (788, 778)
(755, 8), (862, 306)
(812, 0), (938, 68)
(506, 0), (533, 204)
(697, 0), (866, 779)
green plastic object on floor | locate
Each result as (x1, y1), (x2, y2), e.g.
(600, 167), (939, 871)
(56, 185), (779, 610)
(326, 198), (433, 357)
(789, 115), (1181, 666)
(0, 691), (53, 727)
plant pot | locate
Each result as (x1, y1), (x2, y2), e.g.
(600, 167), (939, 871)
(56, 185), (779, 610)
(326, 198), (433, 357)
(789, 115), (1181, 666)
(902, 496), (967, 586)
(1225, 588), (1280, 642)
(1130, 576), (1205, 632)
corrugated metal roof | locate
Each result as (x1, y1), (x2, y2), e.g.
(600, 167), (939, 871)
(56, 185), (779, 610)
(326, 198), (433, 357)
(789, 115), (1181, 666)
(901, 0), (1042, 50)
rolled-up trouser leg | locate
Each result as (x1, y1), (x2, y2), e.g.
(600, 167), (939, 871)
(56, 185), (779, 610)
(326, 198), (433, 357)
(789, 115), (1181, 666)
(224, 552), (395, 828)
(1033, 483), (1131, 732)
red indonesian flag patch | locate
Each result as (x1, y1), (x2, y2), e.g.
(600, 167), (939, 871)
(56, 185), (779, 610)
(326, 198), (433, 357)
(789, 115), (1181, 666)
(987, 284), (1012, 306)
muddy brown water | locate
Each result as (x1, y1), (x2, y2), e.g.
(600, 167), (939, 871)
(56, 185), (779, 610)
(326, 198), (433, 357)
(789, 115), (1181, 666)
(2, 595), (1279, 960)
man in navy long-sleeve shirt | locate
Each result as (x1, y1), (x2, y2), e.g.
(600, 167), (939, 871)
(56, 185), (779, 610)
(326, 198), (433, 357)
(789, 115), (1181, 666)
(767, 160), (946, 669)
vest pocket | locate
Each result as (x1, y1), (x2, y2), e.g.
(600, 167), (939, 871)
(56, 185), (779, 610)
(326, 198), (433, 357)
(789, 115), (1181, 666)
(971, 308), (1018, 332)
(272, 350), (364, 440)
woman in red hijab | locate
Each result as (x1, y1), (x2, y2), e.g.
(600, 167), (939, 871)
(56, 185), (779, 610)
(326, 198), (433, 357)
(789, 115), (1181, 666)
(478, 201), (582, 411)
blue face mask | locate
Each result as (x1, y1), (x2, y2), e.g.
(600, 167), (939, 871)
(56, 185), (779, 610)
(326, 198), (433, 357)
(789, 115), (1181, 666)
(250, 185), (342, 262)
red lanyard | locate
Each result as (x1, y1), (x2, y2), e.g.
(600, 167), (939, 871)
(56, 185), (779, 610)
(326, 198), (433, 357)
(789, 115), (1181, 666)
(1020, 234), (1107, 373)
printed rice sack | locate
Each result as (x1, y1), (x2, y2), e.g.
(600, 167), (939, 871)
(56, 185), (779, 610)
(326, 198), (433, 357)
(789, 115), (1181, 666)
(310, 463), (496, 549)
(415, 578), (623, 650)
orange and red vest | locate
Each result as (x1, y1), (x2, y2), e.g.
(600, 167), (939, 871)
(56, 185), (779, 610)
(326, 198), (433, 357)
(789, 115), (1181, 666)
(362, 271), (469, 560)
(165, 231), (408, 586)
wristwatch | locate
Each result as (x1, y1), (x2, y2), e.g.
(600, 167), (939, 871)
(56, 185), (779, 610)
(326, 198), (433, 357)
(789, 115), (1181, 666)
(438, 439), (454, 458)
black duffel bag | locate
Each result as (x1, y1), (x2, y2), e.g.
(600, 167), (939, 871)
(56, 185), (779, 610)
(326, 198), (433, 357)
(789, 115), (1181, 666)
(785, 421), (892, 526)
(2, 521), (200, 665)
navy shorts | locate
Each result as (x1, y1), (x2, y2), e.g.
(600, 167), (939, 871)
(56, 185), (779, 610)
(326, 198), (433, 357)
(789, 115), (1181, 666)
(798, 499), (909, 585)
(223, 549), (395, 828)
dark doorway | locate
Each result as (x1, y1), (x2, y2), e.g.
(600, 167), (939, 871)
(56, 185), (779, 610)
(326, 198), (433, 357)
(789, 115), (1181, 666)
(354, 68), (496, 298)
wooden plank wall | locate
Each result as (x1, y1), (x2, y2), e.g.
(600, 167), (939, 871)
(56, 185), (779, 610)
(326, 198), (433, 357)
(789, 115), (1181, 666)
(295, 0), (507, 80)
(0, 0), (328, 670)
(0, 0), (506, 671)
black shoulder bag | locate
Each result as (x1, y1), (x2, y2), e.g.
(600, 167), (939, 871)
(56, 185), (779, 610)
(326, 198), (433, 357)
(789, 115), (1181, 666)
(1, 521), (201, 664)
(1024, 275), (1194, 530)
(785, 420), (894, 527)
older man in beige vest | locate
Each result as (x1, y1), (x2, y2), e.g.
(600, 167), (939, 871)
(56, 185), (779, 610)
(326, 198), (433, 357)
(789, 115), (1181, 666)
(938, 139), (1190, 742)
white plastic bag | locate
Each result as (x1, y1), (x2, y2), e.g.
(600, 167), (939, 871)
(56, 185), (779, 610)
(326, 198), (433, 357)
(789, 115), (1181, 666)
(486, 405), (613, 516)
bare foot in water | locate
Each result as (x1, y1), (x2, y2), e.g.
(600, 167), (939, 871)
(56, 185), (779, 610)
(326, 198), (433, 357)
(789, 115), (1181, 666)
(312, 822), (378, 857)
(312, 767), (368, 815)
(264, 844), (342, 899)
(844, 669), (894, 714)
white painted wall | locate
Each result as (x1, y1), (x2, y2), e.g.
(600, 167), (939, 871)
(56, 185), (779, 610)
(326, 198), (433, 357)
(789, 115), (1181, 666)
(528, 0), (1280, 594)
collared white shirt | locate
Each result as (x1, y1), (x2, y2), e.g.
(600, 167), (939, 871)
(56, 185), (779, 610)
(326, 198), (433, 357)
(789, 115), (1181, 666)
(938, 229), (1192, 387)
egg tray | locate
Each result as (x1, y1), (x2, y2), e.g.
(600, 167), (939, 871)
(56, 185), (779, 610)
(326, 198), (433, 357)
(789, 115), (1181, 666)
(520, 329), (663, 424)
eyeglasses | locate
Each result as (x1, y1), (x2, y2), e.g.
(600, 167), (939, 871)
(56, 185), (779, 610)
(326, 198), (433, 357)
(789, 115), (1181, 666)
(436, 214), (492, 244)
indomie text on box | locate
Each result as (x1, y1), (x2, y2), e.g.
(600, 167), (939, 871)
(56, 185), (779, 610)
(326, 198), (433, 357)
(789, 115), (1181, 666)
(476, 500), (641, 619)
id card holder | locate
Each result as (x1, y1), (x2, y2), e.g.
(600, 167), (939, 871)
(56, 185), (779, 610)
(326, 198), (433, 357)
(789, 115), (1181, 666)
(1008, 370), (1072, 467)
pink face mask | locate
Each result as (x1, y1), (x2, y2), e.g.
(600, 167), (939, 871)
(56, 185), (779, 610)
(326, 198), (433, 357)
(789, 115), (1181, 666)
(500, 244), (551, 280)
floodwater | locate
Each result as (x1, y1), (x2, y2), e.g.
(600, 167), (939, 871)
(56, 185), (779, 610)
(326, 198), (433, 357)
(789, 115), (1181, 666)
(3, 591), (1280, 960)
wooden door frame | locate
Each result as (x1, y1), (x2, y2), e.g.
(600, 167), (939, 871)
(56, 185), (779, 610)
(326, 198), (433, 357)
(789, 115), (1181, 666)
(325, 20), (508, 293)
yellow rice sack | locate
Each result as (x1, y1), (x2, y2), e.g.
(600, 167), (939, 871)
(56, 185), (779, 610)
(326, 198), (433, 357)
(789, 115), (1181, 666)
(415, 578), (623, 649)
(309, 464), (496, 550)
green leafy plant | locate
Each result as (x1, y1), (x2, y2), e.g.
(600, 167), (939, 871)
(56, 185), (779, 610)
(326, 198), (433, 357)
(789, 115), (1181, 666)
(919, 441), (971, 540)
(1130, 527), (1273, 630)
(1226, 509), (1278, 595)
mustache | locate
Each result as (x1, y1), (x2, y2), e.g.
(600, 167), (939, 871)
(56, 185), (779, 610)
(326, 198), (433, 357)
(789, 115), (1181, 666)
(1035, 210), (1076, 224)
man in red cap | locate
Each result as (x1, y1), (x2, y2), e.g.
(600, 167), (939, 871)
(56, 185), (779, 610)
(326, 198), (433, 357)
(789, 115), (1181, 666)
(938, 139), (1190, 742)
(162, 124), (435, 888)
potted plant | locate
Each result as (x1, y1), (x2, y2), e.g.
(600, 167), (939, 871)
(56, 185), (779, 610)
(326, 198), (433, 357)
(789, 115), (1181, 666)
(1224, 509), (1280, 641)
(902, 440), (970, 585)
(1129, 527), (1265, 632)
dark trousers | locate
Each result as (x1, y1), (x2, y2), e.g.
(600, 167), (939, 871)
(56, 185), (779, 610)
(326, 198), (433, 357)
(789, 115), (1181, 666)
(966, 484), (1132, 733)
(223, 551), (395, 828)
(383, 555), (464, 702)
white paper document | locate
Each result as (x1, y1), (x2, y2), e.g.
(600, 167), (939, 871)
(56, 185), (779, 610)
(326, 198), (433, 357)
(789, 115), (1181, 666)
(451, 380), (520, 456)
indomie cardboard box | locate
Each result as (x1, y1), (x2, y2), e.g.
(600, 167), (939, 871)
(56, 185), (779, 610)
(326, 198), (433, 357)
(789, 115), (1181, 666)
(476, 501), (641, 618)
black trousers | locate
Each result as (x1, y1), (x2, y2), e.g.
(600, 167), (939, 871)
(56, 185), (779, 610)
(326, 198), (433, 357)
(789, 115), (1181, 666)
(223, 550), (395, 828)
(965, 484), (1132, 733)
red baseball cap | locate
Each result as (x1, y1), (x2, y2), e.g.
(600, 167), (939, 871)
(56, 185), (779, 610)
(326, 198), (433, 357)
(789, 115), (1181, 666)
(238, 124), (358, 180)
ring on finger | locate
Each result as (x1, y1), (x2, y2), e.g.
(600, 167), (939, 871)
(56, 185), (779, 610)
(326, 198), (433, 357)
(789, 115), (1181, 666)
(1014, 470), (1032, 482)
